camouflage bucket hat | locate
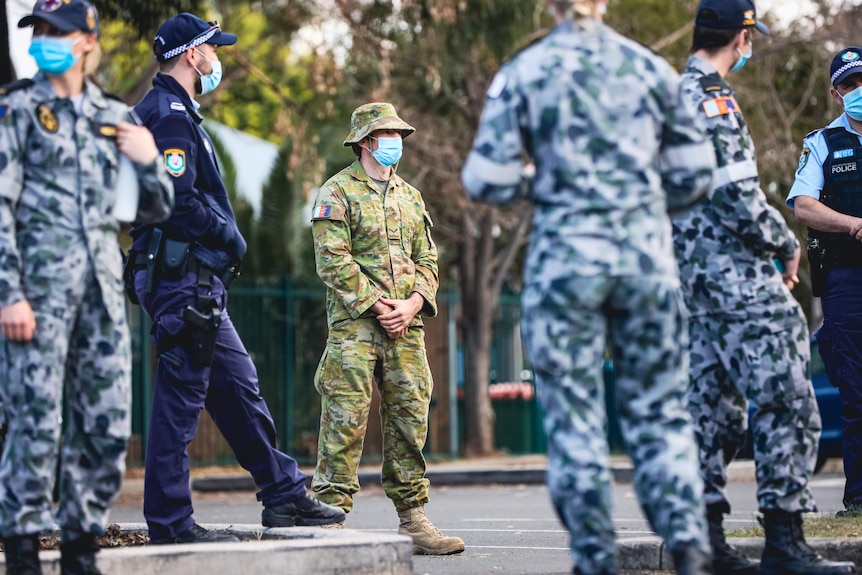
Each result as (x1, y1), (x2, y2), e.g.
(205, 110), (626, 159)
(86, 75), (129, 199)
(343, 102), (415, 146)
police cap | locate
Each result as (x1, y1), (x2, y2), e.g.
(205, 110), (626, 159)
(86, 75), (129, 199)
(831, 47), (862, 88)
(18, 0), (99, 37)
(695, 0), (770, 35)
(153, 13), (237, 63)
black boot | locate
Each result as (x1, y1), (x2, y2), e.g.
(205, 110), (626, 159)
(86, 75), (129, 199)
(672, 544), (714, 575)
(59, 533), (104, 575)
(3, 534), (43, 575)
(759, 510), (856, 575)
(706, 503), (758, 575)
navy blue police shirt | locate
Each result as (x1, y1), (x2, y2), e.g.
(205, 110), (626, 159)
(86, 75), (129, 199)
(131, 73), (246, 271)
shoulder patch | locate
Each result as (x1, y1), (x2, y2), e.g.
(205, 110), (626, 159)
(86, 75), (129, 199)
(0, 78), (34, 96)
(164, 148), (186, 177)
(311, 204), (346, 221)
(797, 147), (810, 174)
(702, 96), (739, 118)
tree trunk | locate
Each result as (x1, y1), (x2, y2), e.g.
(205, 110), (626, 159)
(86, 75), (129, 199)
(459, 207), (499, 457)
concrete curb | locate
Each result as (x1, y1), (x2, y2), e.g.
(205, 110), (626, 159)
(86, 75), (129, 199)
(191, 460), (757, 492)
(2, 524), (413, 575)
(618, 536), (862, 570)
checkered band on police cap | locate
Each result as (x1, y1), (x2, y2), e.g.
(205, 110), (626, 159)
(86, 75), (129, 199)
(831, 47), (862, 88)
(152, 13), (237, 63)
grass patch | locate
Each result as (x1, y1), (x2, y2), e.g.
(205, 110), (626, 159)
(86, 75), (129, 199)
(727, 514), (862, 538)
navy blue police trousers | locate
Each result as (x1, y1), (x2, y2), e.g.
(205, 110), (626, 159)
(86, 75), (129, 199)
(134, 268), (307, 539)
(818, 266), (862, 507)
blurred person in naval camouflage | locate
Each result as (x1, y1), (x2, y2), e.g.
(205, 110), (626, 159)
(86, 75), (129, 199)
(461, 0), (716, 573)
(311, 102), (464, 556)
(674, 1), (854, 574)
(0, 0), (174, 573)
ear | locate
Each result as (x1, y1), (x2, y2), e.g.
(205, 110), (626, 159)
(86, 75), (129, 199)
(80, 33), (97, 52)
(831, 87), (846, 108)
(734, 29), (748, 50)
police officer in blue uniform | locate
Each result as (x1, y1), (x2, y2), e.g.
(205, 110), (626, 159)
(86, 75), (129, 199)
(788, 46), (862, 518)
(129, 13), (344, 544)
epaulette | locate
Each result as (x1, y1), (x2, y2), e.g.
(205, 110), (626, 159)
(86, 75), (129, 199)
(698, 73), (725, 94)
(804, 128), (823, 140)
(0, 78), (35, 96)
(102, 90), (125, 103)
(165, 94), (188, 114)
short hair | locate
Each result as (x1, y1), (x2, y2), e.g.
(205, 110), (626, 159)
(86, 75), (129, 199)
(690, 25), (747, 54)
(351, 142), (363, 158)
(158, 54), (181, 73)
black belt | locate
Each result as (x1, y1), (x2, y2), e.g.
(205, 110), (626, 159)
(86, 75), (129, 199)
(130, 251), (241, 287)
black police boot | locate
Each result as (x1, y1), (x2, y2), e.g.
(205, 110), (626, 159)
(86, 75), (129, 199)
(149, 523), (240, 545)
(262, 493), (346, 527)
(671, 544), (714, 575)
(59, 533), (103, 575)
(4, 534), (43, 575)
(759, 510), (856, 574)
(706, 503), (758, 574)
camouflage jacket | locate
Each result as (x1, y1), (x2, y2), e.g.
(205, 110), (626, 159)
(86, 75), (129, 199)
(461, 18), (715, 283)
(673, 56), (799, 320)
(311, 160), (438, 328)
(0, 73), (173, 324)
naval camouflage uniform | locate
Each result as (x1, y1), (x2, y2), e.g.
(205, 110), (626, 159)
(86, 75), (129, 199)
(311, 131), (438, 512)
(461, 18), (715, 574)
(0, 73), (173, 538)
(674, 56), (820, 514)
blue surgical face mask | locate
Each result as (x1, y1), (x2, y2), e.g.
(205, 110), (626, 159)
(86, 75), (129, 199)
(841, 87), (862, 122)
(370, 136), (403, 167)
(193, 50), (222, 95)
(29, 36), (81, 75)
(730, 44), (752, 73)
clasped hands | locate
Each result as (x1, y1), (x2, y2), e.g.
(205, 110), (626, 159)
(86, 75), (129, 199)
(370, 293), (424, 340)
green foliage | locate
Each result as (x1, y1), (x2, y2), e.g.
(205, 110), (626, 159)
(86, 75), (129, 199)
(93, 0), (204, 39)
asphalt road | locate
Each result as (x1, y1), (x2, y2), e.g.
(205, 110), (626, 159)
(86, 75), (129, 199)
(107, 467), (849, 575)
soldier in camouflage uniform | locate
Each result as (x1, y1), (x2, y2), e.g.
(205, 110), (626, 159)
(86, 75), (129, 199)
(311, 102), (464, 555)
(0, 1), (174, 574)
(675, 1), (854, 574)
(461, 1), (716, 574)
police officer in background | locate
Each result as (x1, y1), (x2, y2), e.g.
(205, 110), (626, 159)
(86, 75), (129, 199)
(789, 46), (862, 521)
(462, 0), (716, 573)
(675, 3), (855, 575)
(129, 13), (344, 545)
(311, 103), (464, 555)
(0, 0), (173, 573)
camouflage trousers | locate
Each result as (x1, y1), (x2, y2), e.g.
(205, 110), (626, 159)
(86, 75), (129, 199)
(312, 318), (432, 513)
(522, 274), (708, 575)
(0, 267), (130, 538)
(687, 309), (820, 512)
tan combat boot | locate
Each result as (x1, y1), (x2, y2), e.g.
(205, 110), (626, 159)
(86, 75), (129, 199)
(397, 506), (465, 555)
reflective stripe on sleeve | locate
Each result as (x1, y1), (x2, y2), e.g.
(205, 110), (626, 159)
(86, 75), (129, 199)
(661, 140), (715, 170)
(712, 159), (759, 190)
(462, 151), (523, 187)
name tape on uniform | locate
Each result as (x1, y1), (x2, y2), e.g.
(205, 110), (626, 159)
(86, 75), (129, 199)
(702, 96), (739, 118)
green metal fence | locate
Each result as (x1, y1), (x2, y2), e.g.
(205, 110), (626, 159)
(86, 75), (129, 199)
(127, 280), (624, 466)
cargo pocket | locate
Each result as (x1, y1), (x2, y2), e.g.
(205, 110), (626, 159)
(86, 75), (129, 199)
(314, 342), (342, 396)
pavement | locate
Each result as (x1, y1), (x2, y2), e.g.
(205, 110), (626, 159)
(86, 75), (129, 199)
(8, 455), (862, 574)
